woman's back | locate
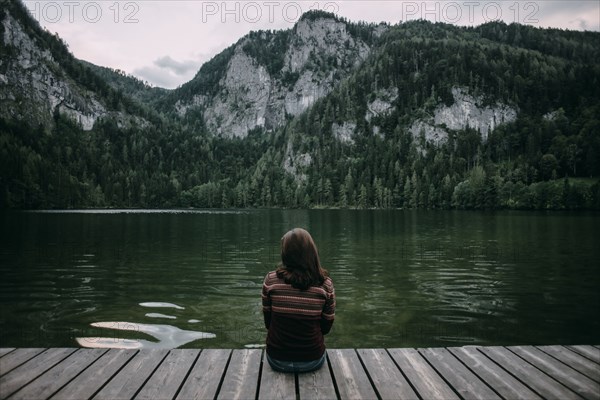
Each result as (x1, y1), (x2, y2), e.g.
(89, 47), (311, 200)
(261, 228), (336, 372)
(262, 270), (335, 361)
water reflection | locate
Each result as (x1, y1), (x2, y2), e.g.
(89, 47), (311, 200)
(140, 302), (185, 310)
(29, 209), (247, 215)
(76, 321), (216, 349)
(75, 301), (216, 348)
(145, 313), (176, 319)
(1, 209), (599, 349)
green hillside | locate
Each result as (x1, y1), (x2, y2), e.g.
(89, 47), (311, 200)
(1, 1), (599, 210)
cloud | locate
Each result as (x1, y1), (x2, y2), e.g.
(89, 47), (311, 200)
(537, 2), (599, 31)
(133, 55), (207, 89)
(133, 66), (182, 89)
(154, 56), (202, 76)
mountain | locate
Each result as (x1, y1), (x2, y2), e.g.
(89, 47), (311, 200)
(80, 61), (167, 105)
(0, 1), (157, 131)
(165, 12), (383, 138)
(1, 0), (600, 210)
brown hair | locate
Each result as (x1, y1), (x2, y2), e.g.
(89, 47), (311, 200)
(276, 228), (328, 290)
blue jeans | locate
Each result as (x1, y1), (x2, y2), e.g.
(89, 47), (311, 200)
(267, 352), (326, 373)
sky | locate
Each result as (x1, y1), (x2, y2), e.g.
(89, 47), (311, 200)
(23, 0), (600, 89)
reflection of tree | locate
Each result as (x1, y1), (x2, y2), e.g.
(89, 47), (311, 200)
(566, 143), (581, 176)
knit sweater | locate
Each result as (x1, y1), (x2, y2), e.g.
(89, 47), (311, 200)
(262, 271), (336, 361)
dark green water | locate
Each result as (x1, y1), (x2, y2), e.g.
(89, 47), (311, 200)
(1, 209), (599, 349)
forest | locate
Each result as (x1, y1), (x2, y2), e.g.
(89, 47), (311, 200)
(1, 4), (599, 210)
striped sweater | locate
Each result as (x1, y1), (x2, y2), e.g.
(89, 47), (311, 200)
(262, 271), (336, 361)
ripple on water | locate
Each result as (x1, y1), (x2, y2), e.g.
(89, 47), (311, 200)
(433, 315), (475, 323)
(434, 335), (478, 343)
(139, 302), (185, 310)
(244, 344), (266, 349)
(145, 313), (176, 319)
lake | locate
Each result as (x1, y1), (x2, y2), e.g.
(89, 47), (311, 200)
(1, 209), (599, 350)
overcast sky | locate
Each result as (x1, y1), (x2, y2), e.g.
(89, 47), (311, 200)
(23, 0), (600, 89)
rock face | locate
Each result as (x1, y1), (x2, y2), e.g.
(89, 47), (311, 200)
(365, 87), (398, 123)
(1, 12), (99, 129)
(332, 121), (356, 143)
(283, 141), (312, 184)
(203, 47), (272, 137)
(0, 10), (144, 131)
(410, 87), (517, 144)
(175, 16), (372, 138)
(366, 87), (398, 138)
(280, 17), (370, 118)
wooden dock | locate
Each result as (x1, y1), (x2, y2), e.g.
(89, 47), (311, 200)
(0, 345), (598, 399)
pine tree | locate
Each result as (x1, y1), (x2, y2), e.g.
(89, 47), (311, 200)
(358, 184), (368, 209)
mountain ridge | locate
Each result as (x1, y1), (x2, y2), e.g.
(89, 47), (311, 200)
(0, 1), (160, 130)
(1, 0), (600, 210)
(163, 10), (382, 137)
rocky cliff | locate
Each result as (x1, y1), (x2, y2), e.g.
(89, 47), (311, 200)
(0, 12), (105, 129)
(410, 87), (518, 145)
(0, 7), (517, 143)
(173, 14), (377, 138)
(0, 5), (149, 131)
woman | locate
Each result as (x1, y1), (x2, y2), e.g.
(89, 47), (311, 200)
(261, 228), (335, 373)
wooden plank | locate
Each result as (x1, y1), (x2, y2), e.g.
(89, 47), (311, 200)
(0, 345), (596, 400)
(419, 347), (501, 400)
(479, 346), (583, 400)
(257, 352), (296, 400)
(0, 348), (76, 399)
(135, 349), (199, 400)
(52, 349), (137, 400)
(93, 349), (168, 400)
(327, 349), (377, 400)
(388, 348), (459, 400)
(567, 346), (600, 364)
(0, 349), (15, 358)
(176, 349), (230, 400)
(298, 356), (337, 400)
(356, 349), (418, 400)
(509, 346), (600, 400)
(538, 346), (600, 382)
(449, 347), (542, 400)
(10, 349), (107, 400)
(217, 349), (262, 400)
(0, 348), (45, 376)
